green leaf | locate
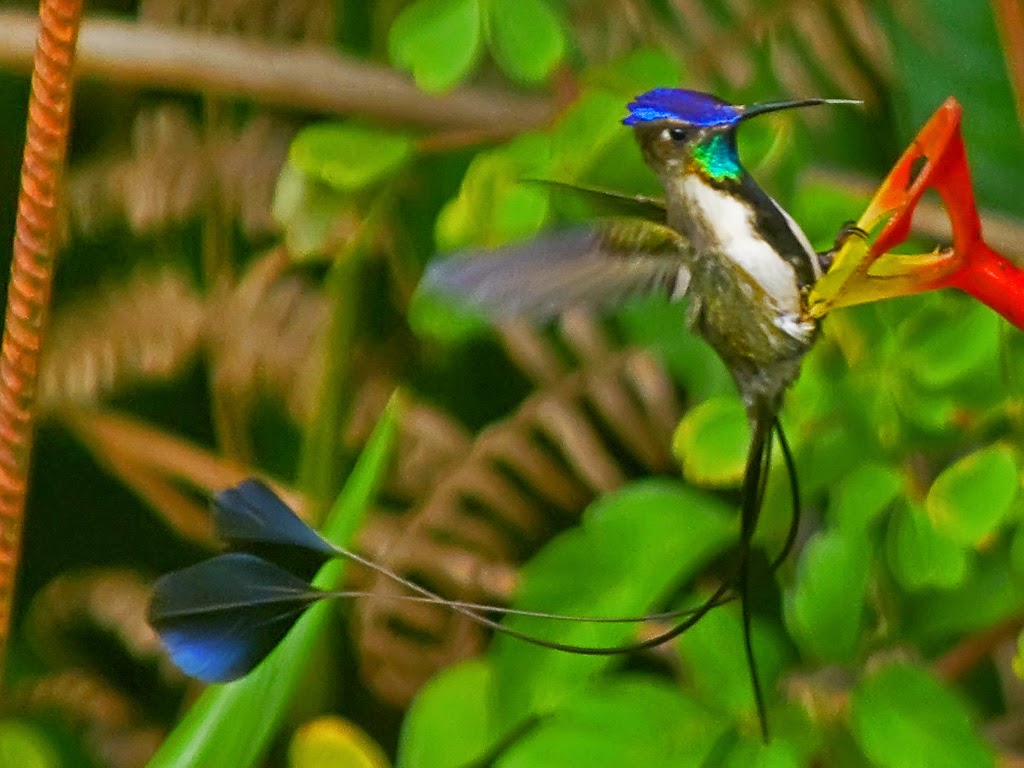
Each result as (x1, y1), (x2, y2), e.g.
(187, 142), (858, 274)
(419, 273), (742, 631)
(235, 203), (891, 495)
(547, 91), (631, 182)
(897, 303), (1000, 391)
(675, 604), (790, 723)
(829, 462), (903, 533)
(483, 0), (566, 83)
(147, 400), (399, 768)
(849, 663), (994, 768)
(435, 134), (551, 251)
(388, 0), (482, 92)
(886, 503), (968, 591)
(785, 528), (872, 663)
(399, 660), (496, 768)
(543, 87), (656, 198)
(497, 676), (726, 768)
(0, 721), (60, 768)
(719, 738), (803, 768)
(492, 479), (737, 725)
(907, 547), (1024, 639)
(673, 395), (750, 487)
(289, 716), (390, 768)
(272, 162), (352, 260)
(584, 48), (683, 100)
(290, 123), (414, 193)
(926, 446), (1018, 547)
(407, 279), (492, 343)
(893, 384), (957, 433)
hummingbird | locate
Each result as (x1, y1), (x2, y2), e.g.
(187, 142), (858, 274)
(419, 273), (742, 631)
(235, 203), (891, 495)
(422, 88), (860, 738)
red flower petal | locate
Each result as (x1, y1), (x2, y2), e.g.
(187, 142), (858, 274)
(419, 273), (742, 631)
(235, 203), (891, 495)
(809, 97), (1024, 329)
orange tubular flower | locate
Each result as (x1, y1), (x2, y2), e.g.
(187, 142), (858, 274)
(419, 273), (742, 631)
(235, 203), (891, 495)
(808, 97), (1024, 330)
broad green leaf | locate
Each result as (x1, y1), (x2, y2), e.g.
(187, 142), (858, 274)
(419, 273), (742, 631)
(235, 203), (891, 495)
(584, 48), (682, 100)
(673, 395), (750, 487)
(407, 280), (492, 342)
(907, 546), (1024, 639)
(849, 663), (994, 768)
(290, 123), (414, 193)
(676, 604), (790, 724)
(289, 716), (389, 768)
(399, 660), (497, 768)
(714, 702), (823, 767)
(783, 422), (866, 502)
(388, 0), (481, 92)
(893, 384), (957, 433)
(497, 676), (726, 768)
(544, 87), (655, 198)
(483, 0), (566, 83)
(926, 446), (1018, 547)
(0, 721), (59, 768)
(898, 303), (1000, 391)
(547, 91), (631, 182)
(492, 479), (736, 725)
(435, 134), (551, 250)
(147, 400), (399, 768)
(886, 503), (968, 591)
(719, 738), (803, 768)
(783, 360), (836, 428)
(785, 528), (871, 663)
(829, 462), (902, 533)
(272, 162), (351, 260)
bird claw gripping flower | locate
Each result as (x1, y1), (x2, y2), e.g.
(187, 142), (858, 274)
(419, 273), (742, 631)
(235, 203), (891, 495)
(809, 97), (1024, 329)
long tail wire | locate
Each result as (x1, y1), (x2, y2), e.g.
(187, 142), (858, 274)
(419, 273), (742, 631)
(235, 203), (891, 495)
(323, 418), (801, 678)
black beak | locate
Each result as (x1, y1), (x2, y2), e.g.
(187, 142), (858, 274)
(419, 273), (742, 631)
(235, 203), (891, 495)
(739, 97), (861, 122)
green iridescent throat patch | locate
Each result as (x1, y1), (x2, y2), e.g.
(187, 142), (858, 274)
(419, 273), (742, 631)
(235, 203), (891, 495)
(691, 134), (741, 182)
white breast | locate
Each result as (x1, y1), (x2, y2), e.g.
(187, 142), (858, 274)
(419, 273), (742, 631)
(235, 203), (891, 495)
(681, 176), (802, 313)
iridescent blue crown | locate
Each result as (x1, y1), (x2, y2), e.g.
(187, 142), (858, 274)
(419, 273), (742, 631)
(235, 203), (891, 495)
(623, 88), (741, 127)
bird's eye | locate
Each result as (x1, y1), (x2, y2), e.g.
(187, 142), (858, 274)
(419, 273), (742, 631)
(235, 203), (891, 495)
(668, 127), (687, 142)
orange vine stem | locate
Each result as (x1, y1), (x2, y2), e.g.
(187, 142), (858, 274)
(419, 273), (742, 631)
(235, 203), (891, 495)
(0, 0), (84, 683)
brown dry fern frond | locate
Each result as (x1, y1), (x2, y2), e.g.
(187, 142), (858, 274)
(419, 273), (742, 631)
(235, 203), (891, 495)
(22, 568), (172, 679)
(9, 569), (179, 768)
(66, 104), (299, 242)
(39, 267), (205, 413)
(10, 668), (166, 768)
(352, 317), (683, 706)
(39, 247), (329, 422)
(139, 0), (335, 44)
(205, 247), (329, 424)
(594, 0), (896, 109)
(65, 0), (333, 242)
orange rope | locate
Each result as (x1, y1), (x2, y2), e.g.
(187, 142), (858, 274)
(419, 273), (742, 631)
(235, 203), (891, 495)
(0, 0), (83, 683)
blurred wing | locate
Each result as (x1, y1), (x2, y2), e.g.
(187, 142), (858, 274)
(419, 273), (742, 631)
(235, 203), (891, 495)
(527, 179), (668, 222)
(422, 219), (692, 322)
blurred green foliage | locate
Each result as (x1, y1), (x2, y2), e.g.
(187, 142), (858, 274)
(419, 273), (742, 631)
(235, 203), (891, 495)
(388, 0), (567, 90)
(2, 0), (1024, 767)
